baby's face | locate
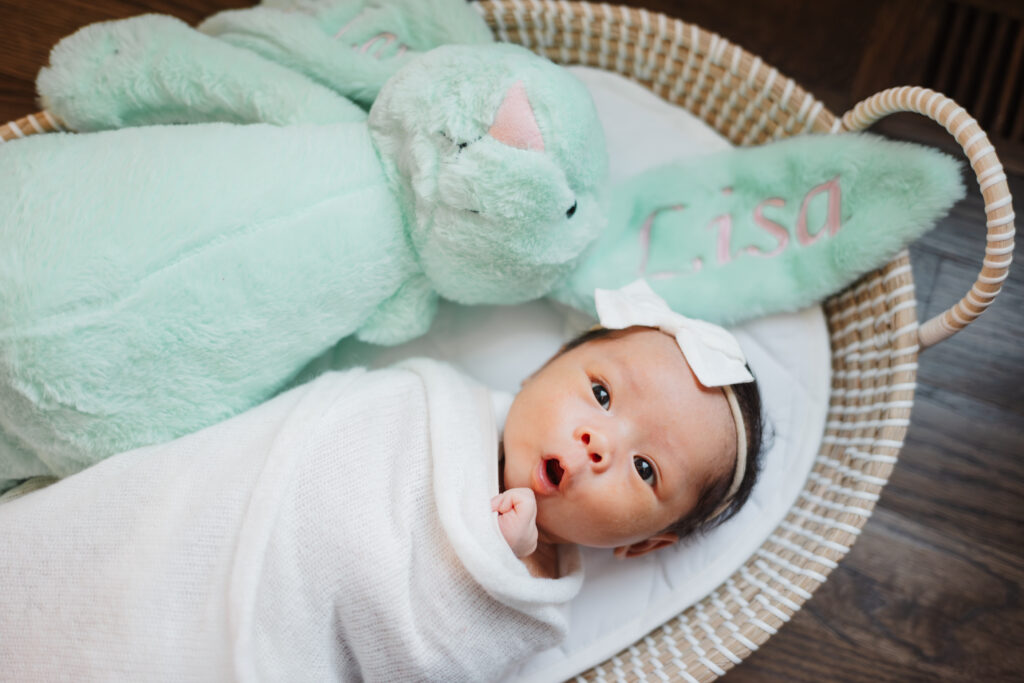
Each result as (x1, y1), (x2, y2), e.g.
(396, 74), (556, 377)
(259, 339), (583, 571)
(502, 329), (736, 552)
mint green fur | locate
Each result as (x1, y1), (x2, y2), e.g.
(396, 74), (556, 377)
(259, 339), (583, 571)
(372, 43), (607, 302)
(202, 0), (495, 109)
(1, 0), (962, 491)
(0, 37), (608, 488)
(37, 0), (494, 130)
(555, 134), (965, 323)
(37, 16), (362, 129)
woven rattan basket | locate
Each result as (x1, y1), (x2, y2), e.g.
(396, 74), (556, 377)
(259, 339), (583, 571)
(0, 1), (1015, 680)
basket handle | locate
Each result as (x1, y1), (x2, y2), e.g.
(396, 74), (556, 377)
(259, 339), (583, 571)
(839, 88), (1015, 350)
(0, 111), (66, 142)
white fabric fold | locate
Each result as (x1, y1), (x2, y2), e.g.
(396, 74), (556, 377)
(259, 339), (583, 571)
(0, 360), (581, 682)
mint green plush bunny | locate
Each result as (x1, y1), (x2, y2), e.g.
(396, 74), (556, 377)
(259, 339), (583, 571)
(0, 0), (964, 491)
(0, 7), (608, 488)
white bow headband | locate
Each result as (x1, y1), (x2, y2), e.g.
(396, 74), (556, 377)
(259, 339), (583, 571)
(594, 280), (754, 516)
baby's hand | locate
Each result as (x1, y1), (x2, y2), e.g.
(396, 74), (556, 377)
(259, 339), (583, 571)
(491, 488), (538, 558)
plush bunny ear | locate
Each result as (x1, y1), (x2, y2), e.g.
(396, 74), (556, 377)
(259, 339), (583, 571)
(488, 81), (545, 152)
(551, 133), (964, 325)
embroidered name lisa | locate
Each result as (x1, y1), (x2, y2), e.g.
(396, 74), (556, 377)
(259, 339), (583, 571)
(638, 176), (842, 280)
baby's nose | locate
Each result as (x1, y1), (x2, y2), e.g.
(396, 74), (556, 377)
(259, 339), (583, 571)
(576, 428), (612, 472)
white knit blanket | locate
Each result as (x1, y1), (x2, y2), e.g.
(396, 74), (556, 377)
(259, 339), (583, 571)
(0, 359), (582, 681)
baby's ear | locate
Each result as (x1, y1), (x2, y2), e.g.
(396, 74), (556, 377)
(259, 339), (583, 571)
(613, 532), (679, 559)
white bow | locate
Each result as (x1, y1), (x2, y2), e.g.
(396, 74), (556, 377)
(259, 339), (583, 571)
(594, 280), (754, 387)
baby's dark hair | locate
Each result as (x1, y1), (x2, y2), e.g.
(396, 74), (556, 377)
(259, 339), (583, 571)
(556, 325), (767, 541)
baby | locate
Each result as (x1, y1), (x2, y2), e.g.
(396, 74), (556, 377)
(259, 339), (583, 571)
(492, 281), (764, 578)
(0, 281), (765, 681)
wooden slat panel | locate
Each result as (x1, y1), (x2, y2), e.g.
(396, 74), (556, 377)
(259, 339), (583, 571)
(992, 24), (1024, 136)
(972, 17), (1012, 125)
(929, 3), (973, 94)
(930, 3), (1024, 145)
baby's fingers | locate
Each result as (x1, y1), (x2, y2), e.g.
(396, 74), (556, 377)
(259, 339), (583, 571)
(491, 488), (536, 515)
(491, 491), (515, 514)
(491, 488), (539, 558)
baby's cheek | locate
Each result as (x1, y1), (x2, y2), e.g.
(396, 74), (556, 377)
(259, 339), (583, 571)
(593, 487), (682, 545)
(544, 495), (655, 548)
(598, 502), (659, 543)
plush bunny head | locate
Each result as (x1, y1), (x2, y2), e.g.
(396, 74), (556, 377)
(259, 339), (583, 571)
(368, 43), (608, 304)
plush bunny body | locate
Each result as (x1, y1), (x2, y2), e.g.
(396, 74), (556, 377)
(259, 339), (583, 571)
(0, 41), (608, 485)
(1, 122), (396, 475)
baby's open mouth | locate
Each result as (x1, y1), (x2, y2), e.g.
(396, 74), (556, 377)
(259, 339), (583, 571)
(545, 458), (565, 487)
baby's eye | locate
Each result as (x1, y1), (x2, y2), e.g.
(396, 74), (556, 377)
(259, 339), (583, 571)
(591, 382), (610, 410)
(634, 456), (656, 485)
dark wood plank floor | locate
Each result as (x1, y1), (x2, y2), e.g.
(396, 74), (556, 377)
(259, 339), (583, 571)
(2, 1), (1021, 681)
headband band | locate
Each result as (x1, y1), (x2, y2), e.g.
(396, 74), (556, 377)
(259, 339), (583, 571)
(713, 385), (748, 518)
(594, 280), (753, 518)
